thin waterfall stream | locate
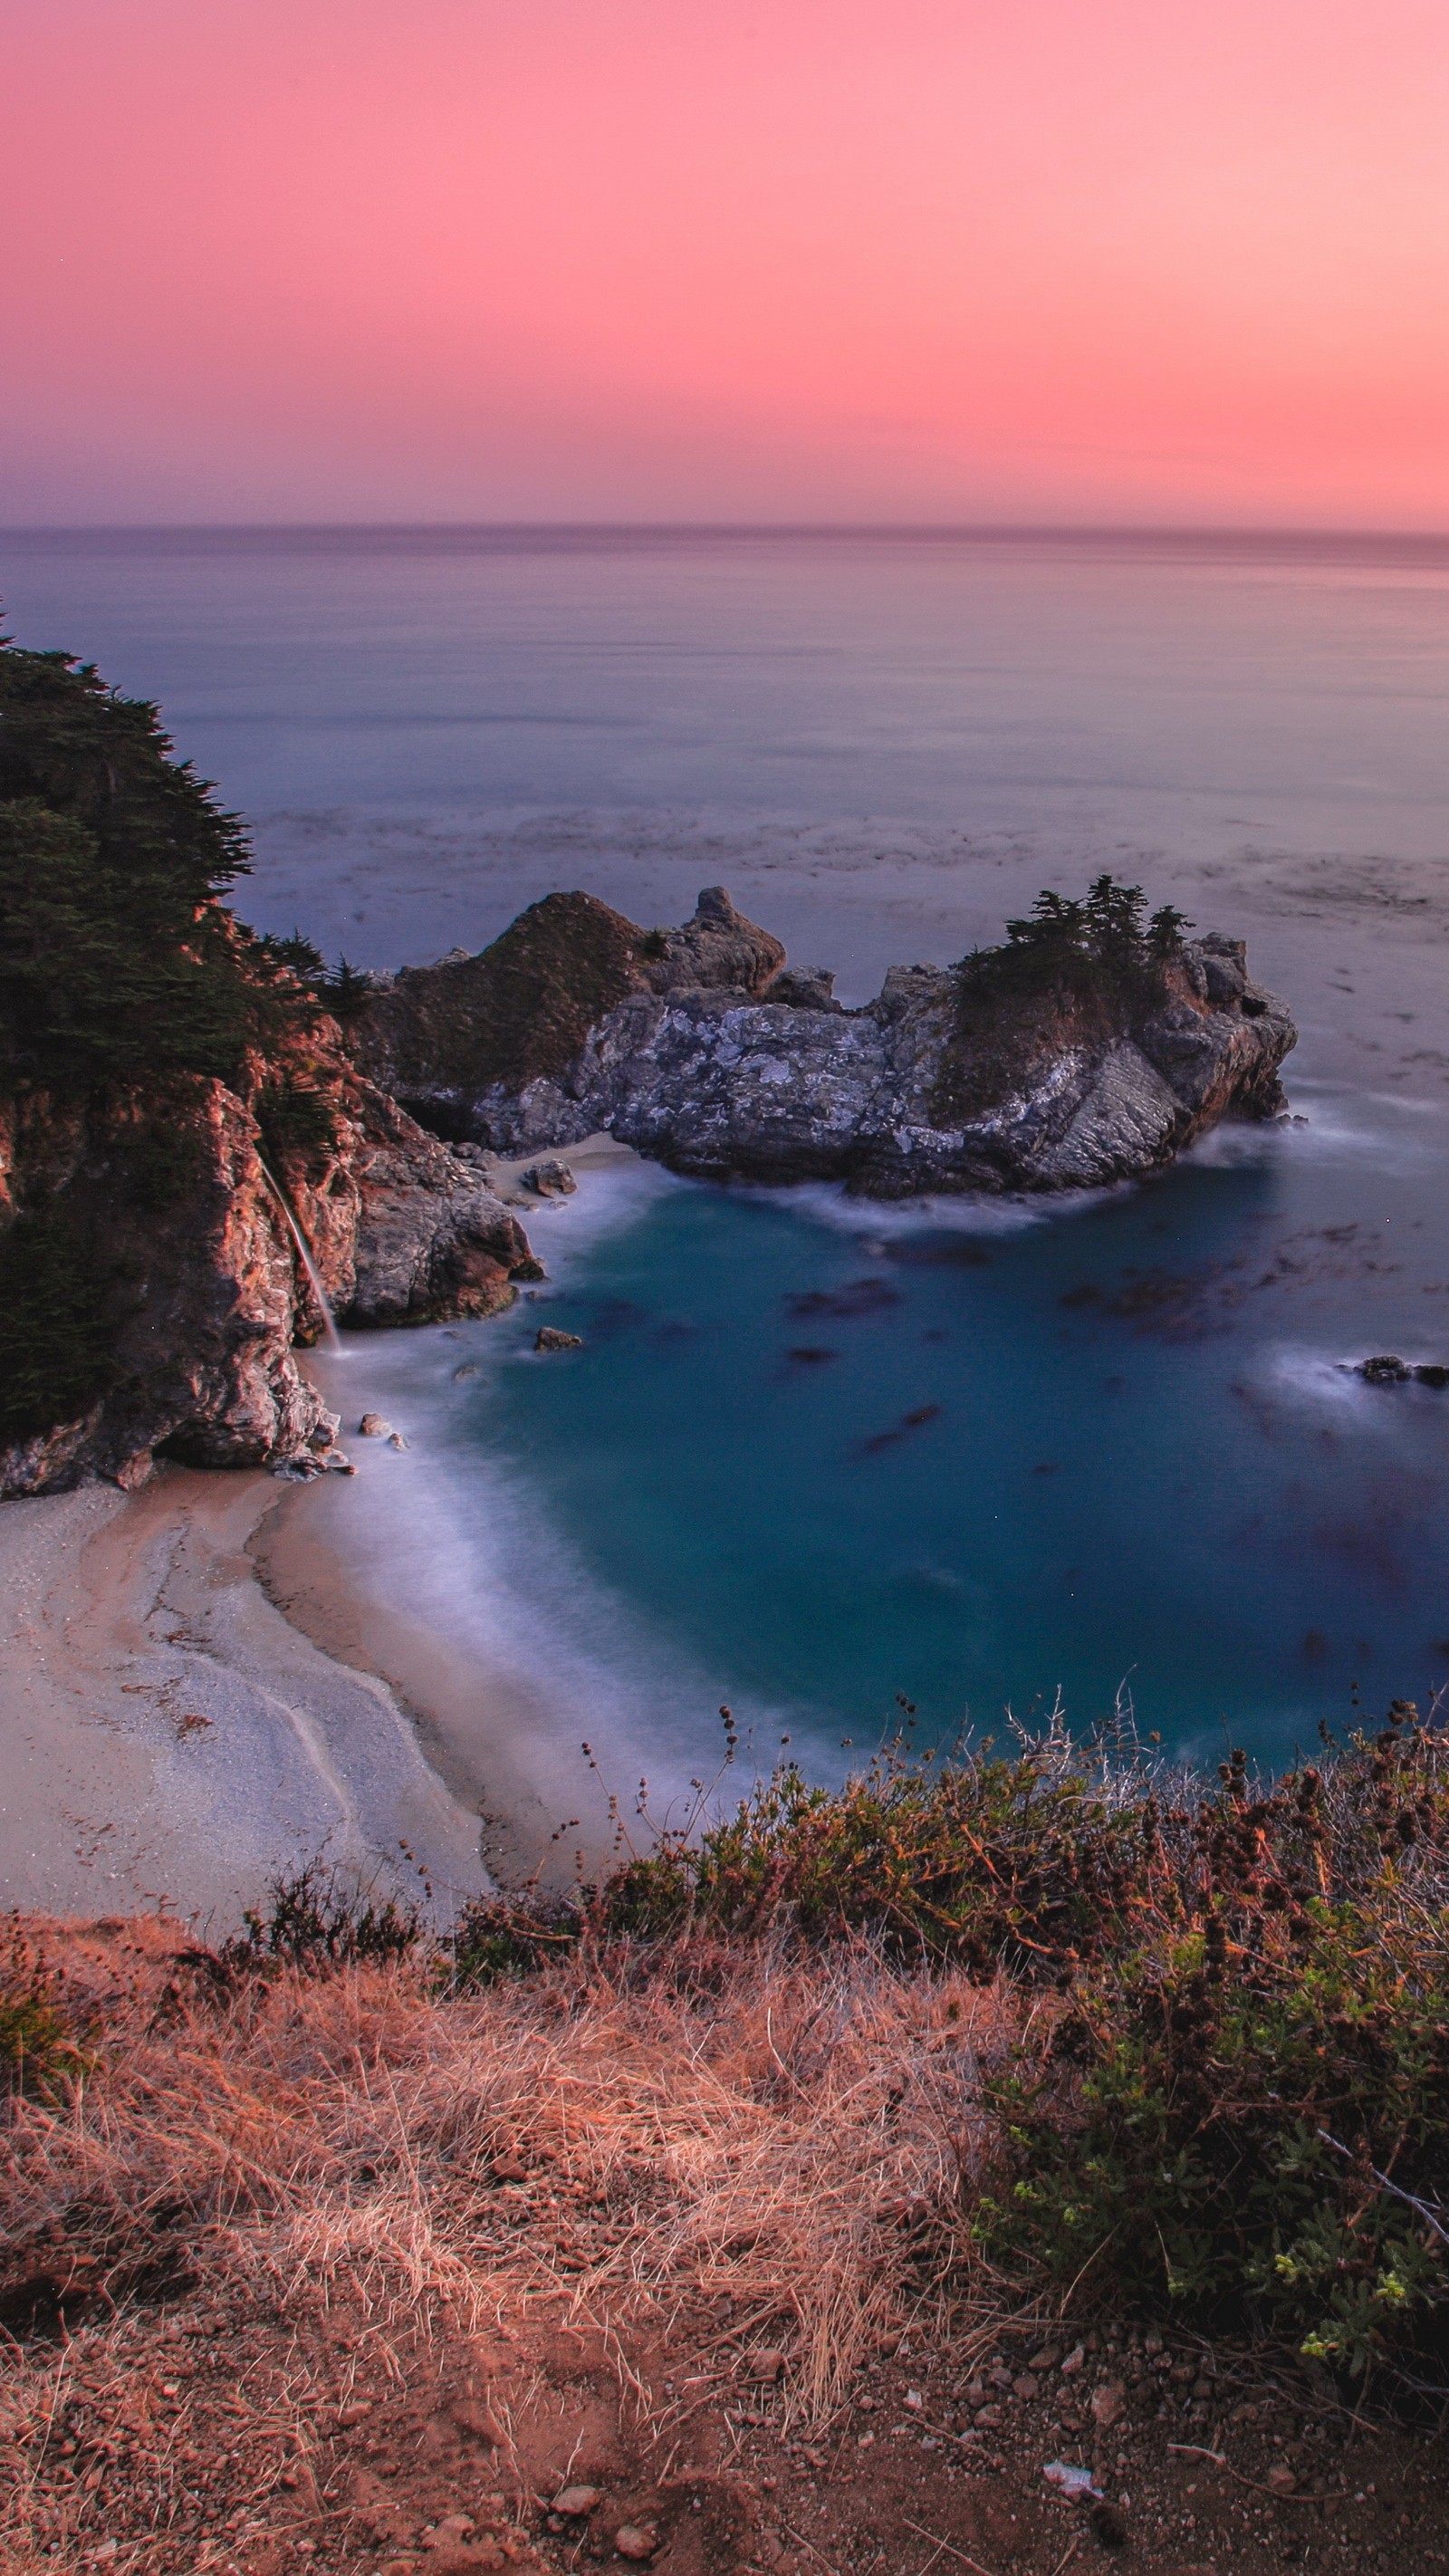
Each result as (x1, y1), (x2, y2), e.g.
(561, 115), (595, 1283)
(258, 1159), (344, 1352)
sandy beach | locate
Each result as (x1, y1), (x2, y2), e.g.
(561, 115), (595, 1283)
(0, 1138), (642, 1934)
(0, 1465), (501, 1933)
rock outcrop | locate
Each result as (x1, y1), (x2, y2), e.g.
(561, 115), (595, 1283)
(0, 1026), (538, 1499)
(350, 895), (1296, 1199)
(355, 885), (787, 1140)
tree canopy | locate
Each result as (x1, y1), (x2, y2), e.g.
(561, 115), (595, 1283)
(0, 637), (315, 1091)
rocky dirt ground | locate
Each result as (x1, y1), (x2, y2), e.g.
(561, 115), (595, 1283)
(5, 2260), (1448, 2576)
(3, 1923), (1447, 2576)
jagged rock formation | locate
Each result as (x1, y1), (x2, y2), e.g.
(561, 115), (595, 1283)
(356, 886), (786, 1139)
(0, 1032), (538, 1499)
(0, 629), (543, 1501)
(350, 893), (1296, 1198)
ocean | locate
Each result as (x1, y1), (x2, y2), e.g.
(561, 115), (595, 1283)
(5, 524), (1449, 1796)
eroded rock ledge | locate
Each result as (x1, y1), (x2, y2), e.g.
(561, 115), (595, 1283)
(0, 1036), (538, 1498)
(351, 886), (1296, 1198)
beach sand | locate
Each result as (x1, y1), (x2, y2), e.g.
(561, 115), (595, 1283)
(0, 1464), (496, 1935)
(0, 1137), (637, 1934)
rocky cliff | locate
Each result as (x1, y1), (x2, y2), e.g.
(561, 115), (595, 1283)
(0, 1031), (538, 1499)
(0, 632), (540, 1500)
(350, 888), (1296, 1197)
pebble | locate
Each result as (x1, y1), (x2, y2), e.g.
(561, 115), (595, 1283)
(388, 1430), (408, 1449)
(613, 2525), (659, 2560)
(553, 2487), (602, 2515)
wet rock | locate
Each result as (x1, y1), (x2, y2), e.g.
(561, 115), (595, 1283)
(359, 1414), (392, 1437)
(1360, 1355), (1411, 1383)
(522, 1158), (578, 1197)
(535, 1326), (583, 1352)
(387, 1431), (408, 1451)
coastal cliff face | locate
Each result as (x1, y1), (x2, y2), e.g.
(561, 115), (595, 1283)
(350, 890), (1296, 1197)
(0, 1035), (537, 1500)
(0, 632), (540, 1499)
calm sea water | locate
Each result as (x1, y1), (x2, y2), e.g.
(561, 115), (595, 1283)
(5, 526), (1449, 1788)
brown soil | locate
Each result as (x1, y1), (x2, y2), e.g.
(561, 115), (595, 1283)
(2, 1922), (1445, 2576)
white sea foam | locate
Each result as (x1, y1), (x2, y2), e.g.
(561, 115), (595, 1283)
(745, 1177), (1110, 1239)
(1265, 1346), (1381, 1417)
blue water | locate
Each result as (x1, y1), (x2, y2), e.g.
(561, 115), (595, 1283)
(5, 525), (1449, 1776)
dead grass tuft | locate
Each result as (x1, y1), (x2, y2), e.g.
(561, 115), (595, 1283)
(0, 1921), (1020, 2476)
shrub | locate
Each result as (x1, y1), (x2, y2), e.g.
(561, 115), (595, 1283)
(0, 1919), (85, 2099)
(254, 1076), (340, 1171)
(974, 1709), (1449, 2382)
(227, 1863), (421, 1971)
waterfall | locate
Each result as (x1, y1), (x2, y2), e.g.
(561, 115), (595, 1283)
(258, 1159), (344, 1352)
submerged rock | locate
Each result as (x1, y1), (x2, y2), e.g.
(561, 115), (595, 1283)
(349, 887), (1297, 1200)
(534, 1326), (583, 1352)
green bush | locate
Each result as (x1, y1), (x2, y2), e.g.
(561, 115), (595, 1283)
(227, 1862), (422, 1971)
(974, 1713), (1449, 2379)
(254, 1077), (340, 1172)
(0, 1918), (86, 2098)
(443, 1701), (1449, 2388)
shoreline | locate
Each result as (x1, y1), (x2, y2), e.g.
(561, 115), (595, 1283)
(0, 1135), (641, 1933)
(0, 1463), (496, 1934)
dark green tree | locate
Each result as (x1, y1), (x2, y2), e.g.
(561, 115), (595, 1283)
(0, 636), (313, 1091)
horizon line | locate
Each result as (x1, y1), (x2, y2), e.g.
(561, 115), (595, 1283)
(7, 515), (1449, 544)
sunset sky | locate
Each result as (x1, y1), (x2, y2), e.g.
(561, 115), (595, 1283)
(5, 0), (1449, 525)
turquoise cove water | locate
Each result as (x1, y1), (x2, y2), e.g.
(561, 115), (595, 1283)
(5, 525), (1449, 1777)
(472, 1119), (1449, 1778)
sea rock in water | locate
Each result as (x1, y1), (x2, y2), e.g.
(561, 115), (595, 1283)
(521, 1158), (577, 1196)
(349, 887), (1296, 1199)
(1360, 1355), (1411, 1384)
(358, 1414), (392, 1437)
(534, 1326), (583, 1351)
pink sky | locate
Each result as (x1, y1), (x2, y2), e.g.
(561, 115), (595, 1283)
(5, 0), (1449, 524)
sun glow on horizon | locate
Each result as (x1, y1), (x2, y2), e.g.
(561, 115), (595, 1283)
(5, 0), (1449, 526)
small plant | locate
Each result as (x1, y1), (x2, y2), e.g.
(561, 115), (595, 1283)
(0, 1918), (85, 2099)
(228, 1862), (422, 1971)
(449, 1894), (587, 1985)
(254, 1076), (340, 1170)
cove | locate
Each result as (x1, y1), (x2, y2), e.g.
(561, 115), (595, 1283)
(401, 1088), (1449, 1787)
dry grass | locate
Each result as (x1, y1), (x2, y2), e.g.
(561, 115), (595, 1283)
(0, 1919), (1025, 2571)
